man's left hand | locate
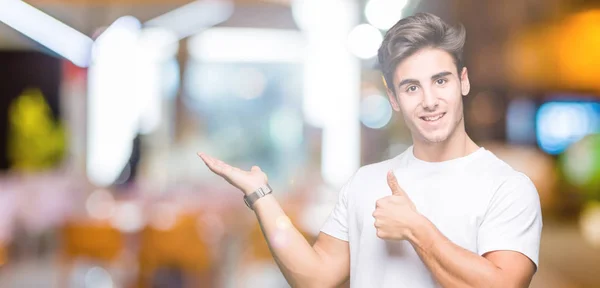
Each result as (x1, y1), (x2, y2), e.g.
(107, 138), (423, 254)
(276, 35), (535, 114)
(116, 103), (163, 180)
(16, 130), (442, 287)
(373, 171), (423, 241)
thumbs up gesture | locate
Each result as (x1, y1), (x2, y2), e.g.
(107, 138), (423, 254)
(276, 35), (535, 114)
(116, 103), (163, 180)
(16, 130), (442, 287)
(372, 171), (422, 241)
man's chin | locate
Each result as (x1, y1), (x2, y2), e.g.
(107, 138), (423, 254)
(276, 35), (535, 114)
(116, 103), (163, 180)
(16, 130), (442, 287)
(420, 132), (449, 144)
(426, 137), (447, 144)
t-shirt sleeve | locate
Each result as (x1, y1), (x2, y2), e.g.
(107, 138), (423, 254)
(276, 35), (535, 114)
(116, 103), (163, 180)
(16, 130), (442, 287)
(477, 173), (543, 269)
(320, 176), (355, 242)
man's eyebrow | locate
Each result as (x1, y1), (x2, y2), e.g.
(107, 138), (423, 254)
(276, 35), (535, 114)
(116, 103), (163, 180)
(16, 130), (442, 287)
(397, 78), (420, 89)
(431, 71), (453, 80)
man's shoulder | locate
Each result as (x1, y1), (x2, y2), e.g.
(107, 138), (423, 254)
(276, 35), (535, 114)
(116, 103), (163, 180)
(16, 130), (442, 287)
(469, 148), (521, 179)
(473, 149), (538, 196)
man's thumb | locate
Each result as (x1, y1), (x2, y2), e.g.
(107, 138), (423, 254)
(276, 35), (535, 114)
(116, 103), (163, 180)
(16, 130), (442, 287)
(387, 170), (406, 196)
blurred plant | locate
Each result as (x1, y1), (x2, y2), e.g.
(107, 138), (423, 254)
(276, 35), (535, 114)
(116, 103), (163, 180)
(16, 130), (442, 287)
(560, 134), (600, 201)
(7, 88), (66, 171)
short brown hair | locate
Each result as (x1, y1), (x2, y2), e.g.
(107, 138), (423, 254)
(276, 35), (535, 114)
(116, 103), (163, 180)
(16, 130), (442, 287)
(377, 13), (466, 94)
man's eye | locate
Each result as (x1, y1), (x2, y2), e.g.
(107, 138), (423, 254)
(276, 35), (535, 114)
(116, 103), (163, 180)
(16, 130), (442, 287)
(436, 79), (447, 85)
(407, 86), (418, 92)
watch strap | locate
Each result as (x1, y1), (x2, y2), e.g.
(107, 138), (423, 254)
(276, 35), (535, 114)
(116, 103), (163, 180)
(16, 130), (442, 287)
(244, 184), (273, 209)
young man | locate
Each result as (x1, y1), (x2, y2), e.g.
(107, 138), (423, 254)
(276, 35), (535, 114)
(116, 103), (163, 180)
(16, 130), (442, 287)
(198, 13), (542, 288)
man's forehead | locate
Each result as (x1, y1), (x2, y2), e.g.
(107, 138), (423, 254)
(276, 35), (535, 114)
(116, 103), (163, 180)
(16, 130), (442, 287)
(393, 48), (457, 82)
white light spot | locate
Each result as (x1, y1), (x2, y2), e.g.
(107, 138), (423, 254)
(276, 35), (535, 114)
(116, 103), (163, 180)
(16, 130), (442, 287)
(276, 215), (292, 230)
(347, 24), (383, 59)
(110, 202), (144, 233)
(86, 189), (116, 220)
(84, 266), (113, 288)
(365, 0), (409, 30)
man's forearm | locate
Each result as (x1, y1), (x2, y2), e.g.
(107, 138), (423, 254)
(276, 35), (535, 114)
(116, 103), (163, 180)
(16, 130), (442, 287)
(252, 194), (328, 287)
(407, 217), (503, 288)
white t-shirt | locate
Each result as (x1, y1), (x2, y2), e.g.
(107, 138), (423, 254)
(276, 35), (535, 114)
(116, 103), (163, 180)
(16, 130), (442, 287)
(321, 146), (543, 288)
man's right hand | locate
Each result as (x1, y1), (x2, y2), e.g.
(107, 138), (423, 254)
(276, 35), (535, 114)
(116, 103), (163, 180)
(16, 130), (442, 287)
(197, 152), (268, 195)
(198, 152), (351, 287)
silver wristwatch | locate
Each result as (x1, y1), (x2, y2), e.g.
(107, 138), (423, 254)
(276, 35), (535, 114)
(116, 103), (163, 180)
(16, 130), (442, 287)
(244, 184), (273, 210)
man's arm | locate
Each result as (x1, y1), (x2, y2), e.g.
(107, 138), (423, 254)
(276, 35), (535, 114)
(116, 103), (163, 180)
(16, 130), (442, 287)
(408, 216), (535, 288)
(198, 153), (350, 287)
(376, 171), (540, 288)
(253, 194), (350, 287)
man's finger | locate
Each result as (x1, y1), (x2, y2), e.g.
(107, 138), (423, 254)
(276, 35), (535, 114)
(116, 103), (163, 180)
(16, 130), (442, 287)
(215, 158), (235, 176)
(198, 153), (229, 177)
(198, 153), (219, 173)
(197, 153), (213, 168)
(387, 170), (407, 197)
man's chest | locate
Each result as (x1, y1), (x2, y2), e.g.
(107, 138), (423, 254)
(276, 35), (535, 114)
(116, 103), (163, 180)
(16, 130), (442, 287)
(350, 171), (492, 252)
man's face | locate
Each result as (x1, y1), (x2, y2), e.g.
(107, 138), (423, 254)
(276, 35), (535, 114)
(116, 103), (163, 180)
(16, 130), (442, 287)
(387, 48), (470, 144)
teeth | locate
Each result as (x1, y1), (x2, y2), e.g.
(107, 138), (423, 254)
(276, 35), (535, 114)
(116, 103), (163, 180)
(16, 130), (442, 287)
(423, 114), (444, 121)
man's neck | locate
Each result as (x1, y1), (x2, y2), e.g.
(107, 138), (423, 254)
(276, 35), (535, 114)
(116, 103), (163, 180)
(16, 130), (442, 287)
(412, 124), (479, 163)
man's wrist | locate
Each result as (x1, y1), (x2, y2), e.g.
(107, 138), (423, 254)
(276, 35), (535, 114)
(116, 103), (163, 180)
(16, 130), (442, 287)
(242, 182), (270, 196)
(244, 184), (273, 210)
(250, 193), (276, 211)
(407, 214), (433, 248)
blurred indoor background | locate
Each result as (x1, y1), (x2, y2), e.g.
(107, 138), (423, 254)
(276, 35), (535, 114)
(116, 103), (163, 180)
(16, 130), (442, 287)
(0, 0), (599, 287)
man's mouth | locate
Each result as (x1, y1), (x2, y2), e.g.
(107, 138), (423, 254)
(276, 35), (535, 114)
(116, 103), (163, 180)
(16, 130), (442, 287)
(420, 113), (446, 122)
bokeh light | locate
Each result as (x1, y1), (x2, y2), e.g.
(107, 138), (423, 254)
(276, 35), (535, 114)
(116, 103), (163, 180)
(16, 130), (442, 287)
(347, 24), (383, 59)
(110, 202), (143, 233)
(232, 67), (267, 100)
(275, 215), (292, 230)
(149, 202), (178, 231)
(365, 0), (409, 30)
(86, 189), (116, 220)
(580, 202), (600, 248)
(360, 94), (393, 129)
(269, 108), (304, 150)
(506, 98), (537, 144)
(292, 0), (354, 33)
(561, 134), (600, 195)
(84, 266), (114, 288)
(536, 102), (600, 155)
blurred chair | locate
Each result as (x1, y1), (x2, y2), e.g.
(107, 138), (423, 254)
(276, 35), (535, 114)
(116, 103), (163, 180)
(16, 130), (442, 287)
(0, 242), (6, 268)
(60, 220), (125, 287)
(137, 212), (216, 288)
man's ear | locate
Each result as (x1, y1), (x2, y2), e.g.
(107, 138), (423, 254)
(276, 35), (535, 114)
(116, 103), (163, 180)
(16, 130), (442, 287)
(383, 76), (401, 112)
(460, 67), (470, 96)
(386, 88), (401, 112)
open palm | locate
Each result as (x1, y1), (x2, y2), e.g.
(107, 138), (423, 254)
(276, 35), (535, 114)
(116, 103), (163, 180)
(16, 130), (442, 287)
(197, 153), (268, 195)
